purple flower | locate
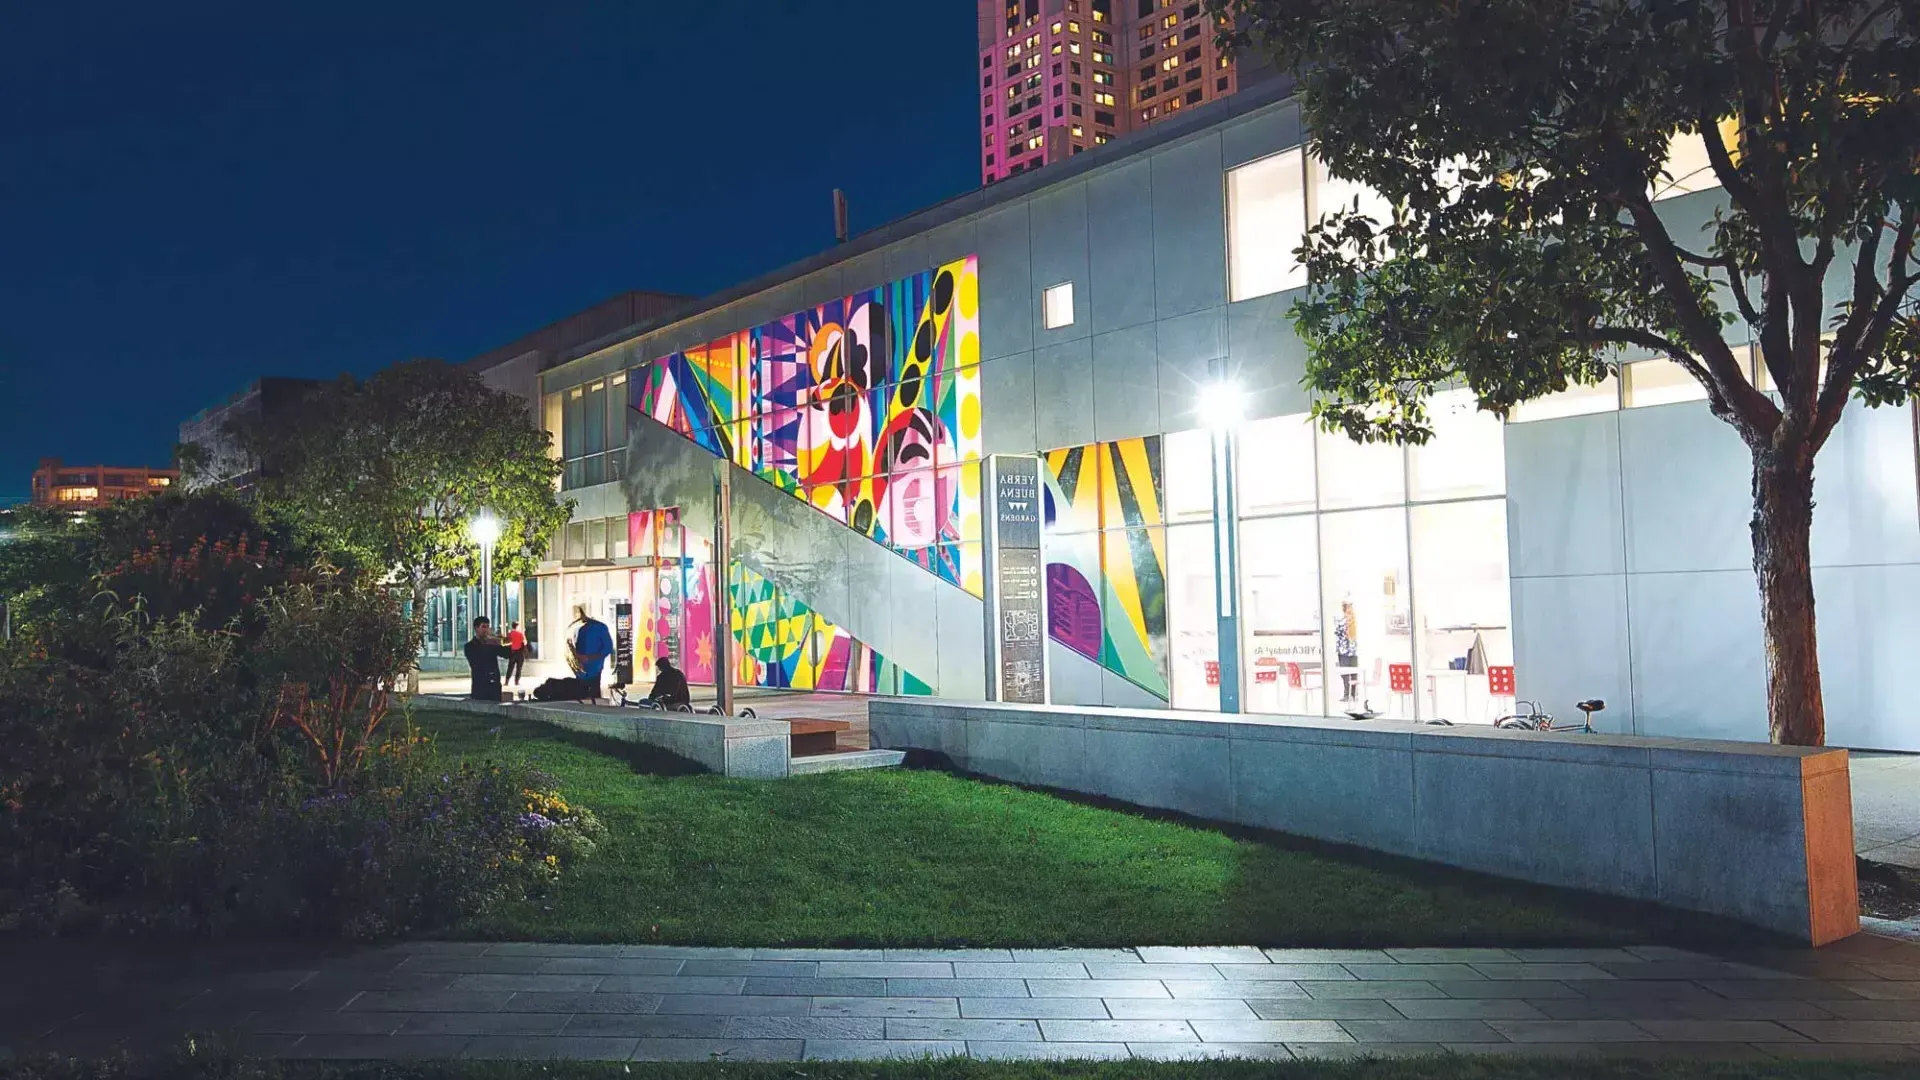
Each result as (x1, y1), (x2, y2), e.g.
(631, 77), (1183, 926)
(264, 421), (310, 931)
(518, 812), (556, 831)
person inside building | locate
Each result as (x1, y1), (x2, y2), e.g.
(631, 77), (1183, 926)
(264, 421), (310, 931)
(464, 616), (509, 702)
(569, 604), (614, 700)
(643, 655), (691, 709)
(504, 620), (527, 687)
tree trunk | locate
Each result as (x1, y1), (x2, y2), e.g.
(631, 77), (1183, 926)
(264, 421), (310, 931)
(1751, 451), (1824, 745)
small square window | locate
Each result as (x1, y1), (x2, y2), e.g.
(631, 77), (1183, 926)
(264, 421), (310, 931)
(1043, 282), (1075, 329)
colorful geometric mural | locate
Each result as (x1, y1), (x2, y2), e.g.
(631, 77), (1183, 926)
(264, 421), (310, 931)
(627, 509), (929, 696)
(729, 563), (929, 695)
(1042, 436), (1170, 699)
(631, 256), (984, 598)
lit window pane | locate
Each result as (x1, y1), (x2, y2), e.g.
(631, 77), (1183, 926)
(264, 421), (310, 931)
(1240, 515), (1321, 716)
(1166, 523), (1219, 710)
(1317, 427), (1405, 510)
(1237, 413), (1316, 514)
(1507, 376), (1619, 423)
(1163, 429), (1214, 521)
(1311, 154), (1394, 234)
(1409, 389), (1506, 500)
(1320, 508), (1413, 720)
(1227, 148), (1307, 301)
(1411, 501), (1513, 724)
(1043, 281), (1075, 329)
(1623, 359), (1708, 408)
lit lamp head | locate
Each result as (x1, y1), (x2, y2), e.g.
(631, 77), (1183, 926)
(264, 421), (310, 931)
(1198, 378), (1245, 431)
(468, 510), (502, 548)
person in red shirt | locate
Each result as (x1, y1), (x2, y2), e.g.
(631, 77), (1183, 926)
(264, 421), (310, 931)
(504, 621), (528, 687)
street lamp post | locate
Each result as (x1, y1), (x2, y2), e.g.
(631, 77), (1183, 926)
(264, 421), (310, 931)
(1198, 373), (1244, 714)
(469, 510), (502, 629)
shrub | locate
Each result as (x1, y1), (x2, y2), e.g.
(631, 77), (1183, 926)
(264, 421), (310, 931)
(0, 536), (600, 939)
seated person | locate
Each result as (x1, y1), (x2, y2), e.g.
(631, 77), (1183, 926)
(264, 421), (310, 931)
(642, 656), (691, 709)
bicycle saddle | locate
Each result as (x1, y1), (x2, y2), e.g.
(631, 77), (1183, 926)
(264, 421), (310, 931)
(1576, 699), (1606, 714)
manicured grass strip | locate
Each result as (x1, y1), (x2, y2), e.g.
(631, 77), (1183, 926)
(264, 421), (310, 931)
(413, 708), (1749, 949)
(4, 1056), (1911, 1080)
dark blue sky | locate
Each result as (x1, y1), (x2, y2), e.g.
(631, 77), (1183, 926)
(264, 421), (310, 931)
(0, 1), (980, 500)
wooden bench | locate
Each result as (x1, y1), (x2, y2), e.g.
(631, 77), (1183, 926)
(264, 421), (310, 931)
(786, 717), (852, 757)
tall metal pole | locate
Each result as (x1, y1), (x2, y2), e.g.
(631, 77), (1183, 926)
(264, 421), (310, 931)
(1211, 423), (1243, 714)
(713, 460), (734, 715)
(481, 541), (494, 629)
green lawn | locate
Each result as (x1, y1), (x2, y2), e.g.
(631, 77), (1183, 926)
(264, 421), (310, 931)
(6, 1055), (1908, 1080)
(415, 708), (1753, 948)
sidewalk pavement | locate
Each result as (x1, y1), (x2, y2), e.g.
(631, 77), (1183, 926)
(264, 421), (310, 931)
(1855, 754), (1920, 870)
(7, 938), (1920, 1063)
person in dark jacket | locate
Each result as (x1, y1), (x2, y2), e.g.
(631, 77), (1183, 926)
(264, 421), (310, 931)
(644, 656), (691, 709)
(464, 616), (510, 701)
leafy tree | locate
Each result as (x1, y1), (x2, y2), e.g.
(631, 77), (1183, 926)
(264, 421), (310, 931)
(1212, 0), (1920, 745)
(233, 359), (571, 649)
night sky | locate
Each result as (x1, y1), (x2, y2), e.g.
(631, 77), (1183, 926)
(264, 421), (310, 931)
(0, 1), (980, 500)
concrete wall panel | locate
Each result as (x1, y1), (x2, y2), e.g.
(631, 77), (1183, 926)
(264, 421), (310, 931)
(1086, 159), (1156, 335)
(1150, 135), (1228, 318)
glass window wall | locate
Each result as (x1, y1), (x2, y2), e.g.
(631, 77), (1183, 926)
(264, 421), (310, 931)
(1226, 148), (1308, 301)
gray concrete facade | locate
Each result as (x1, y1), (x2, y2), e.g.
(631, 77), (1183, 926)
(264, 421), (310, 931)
(869, 700), (1859, 945)
(529, 77), (1920, 754)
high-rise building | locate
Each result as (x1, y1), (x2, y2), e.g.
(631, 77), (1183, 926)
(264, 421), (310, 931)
(978, 0), (1238, 185)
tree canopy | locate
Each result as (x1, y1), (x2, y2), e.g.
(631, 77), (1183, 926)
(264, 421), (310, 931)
(1212, 0), (1920, 744)
(233, 359), (571, 607)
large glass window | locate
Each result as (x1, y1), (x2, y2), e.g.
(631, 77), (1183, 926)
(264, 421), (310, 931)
(1165, 523), (1219, 710)
(1227, 147), (1308, 302)
(1507, 375), (1619, 423)
(1409, 389), (1506, 501)
(1319, 508), (1413, 719)
(1239, 515), (1321, 716)
(1317, 426), (1404, 510)
(1411, 501), (1513, 723)
(1163, 430), (1214, 522)
(1237, 413), (1316, 514)
(1310, 154), (1395, 235)
(1623, 358), (1708, 408)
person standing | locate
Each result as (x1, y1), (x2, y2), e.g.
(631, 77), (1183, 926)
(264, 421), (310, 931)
(504, 620), (528, 687)
(570, 604), (614, 701)
(464, 616), (509, 702)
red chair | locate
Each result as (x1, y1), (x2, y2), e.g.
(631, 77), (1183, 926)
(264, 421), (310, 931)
(1488, 665), (1517, 718)
(1388, 662), (1413, 714)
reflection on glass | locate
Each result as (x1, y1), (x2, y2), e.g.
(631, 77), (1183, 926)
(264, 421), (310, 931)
(1411, 501), (1514, 724)
(1237, 413), (1317, 515)
(1166, 523), (1219, 710)
(1410, 389), (1506, 501)
(1319, 509), (1413, 719)
(1317, 427), (1405, 510)
(1240, 516), (1321, 715)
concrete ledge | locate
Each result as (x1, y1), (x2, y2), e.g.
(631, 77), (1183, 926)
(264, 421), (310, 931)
(417, 695), (790, 778)
(869, 699), (1859, 945)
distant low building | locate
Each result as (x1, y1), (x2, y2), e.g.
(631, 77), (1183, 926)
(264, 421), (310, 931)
(29, 458), (178, 509)
(177, 377), (323, 491)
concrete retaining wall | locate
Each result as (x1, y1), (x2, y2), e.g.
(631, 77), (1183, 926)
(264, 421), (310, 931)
(869, 700), (1859, 945)
(420, 696), (791, 778)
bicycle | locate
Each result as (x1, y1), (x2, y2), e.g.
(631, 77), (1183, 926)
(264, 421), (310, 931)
(1494, 698), (1606, 733)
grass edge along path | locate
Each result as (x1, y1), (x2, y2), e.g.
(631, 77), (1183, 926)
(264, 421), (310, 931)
(415, 708), (1761, 949)
(2, 1053), (1913, 1080)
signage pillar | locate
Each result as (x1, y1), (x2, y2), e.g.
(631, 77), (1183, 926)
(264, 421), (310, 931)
(983, 455), (1048, 704)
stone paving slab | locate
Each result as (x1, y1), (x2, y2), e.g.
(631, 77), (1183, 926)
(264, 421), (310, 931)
(10, 939), (1920, 1062)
